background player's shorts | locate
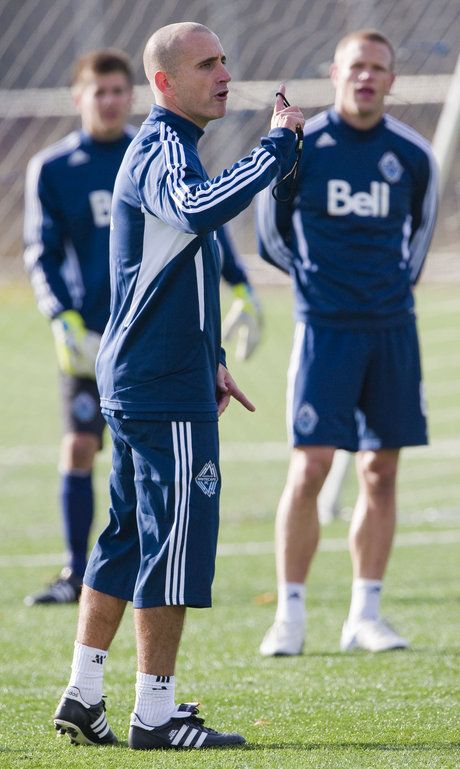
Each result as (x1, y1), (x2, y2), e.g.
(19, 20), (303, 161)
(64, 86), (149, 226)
(59, 373), (105, 443)
(84, 414), (220, 608)
(288, 319), (428, 451)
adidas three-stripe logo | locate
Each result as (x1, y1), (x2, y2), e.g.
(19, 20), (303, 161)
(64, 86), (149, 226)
(165, 422), (193, 605)
(152, 674), (170, 690)
(170, 723), (208, 747)
(90, 710), (110, 740)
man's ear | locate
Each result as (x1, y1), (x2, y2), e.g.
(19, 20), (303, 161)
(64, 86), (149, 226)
(154, 70), (172, 95)
(71, 85), (82, 113)
(329, 62), (338, 89)
(385, 73), (396, 95)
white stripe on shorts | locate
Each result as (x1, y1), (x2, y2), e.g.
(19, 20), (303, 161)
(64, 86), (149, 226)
(286, 321), (305, 445)
(165, 421), (193, 604)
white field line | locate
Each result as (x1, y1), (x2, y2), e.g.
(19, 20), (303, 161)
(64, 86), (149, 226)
(217, 529), (460, 556)
(423, 357), (460, 374)
(426, 379), (460, 398)
(2, 438), (460, 469)
(398, 483), (460, 502)
(1, 529), (459, 568)
(224, 439), (460, 462)
(421, 326), (460, 345)
(427, 411), (460, 426)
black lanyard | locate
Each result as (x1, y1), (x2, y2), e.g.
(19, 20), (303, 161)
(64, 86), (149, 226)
(271, 91), (304, 203)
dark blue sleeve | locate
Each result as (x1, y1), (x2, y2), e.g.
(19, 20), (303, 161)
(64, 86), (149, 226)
(140, 129), (297, 235)
(255, 178), (294, 275)
(24, 159), (74, 318)
(408, 147), (438, 285)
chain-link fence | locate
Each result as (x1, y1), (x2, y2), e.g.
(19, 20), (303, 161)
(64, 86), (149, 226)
(1, 0), (459, 282)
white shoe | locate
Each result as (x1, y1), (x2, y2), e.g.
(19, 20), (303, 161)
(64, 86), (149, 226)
(340, 617), (410, 652)
(259, 620), (305, 657)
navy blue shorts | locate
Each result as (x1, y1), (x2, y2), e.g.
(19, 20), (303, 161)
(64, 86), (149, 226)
(287, 320), (428, 451)
(84, 414), (220, 608)
(59, 373), (105, 443)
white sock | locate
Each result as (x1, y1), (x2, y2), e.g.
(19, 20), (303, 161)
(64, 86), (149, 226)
(132, 672), (176, 727)
(67, 641), (108, 705)
(275, 582), (306, 624)
(348, 578), (383, 624)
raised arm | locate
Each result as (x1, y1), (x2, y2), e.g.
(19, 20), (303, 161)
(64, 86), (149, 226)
(138, 88), (304, 236)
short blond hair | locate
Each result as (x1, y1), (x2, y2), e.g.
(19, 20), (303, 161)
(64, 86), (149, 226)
(335, 29), (395, 71)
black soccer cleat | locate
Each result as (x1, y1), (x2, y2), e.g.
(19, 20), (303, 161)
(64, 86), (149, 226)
(128, 702), (245, 749)
(54, 687), (117, 746)
(24, 567), (82, 606)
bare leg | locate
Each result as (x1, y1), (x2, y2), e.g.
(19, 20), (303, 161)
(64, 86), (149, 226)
(77, 585), (127, 649)
(60, 432), (100, 473)
(129, 604), (246, 747)
(349, 449), (399, 579)
(317, 449), (351, 524)
(135, 605), (186, 675)
(341, 449), (408, 651)
(130, 606), (186, 733)
(276, 446), (335, 583)
(260, 446), (335, 655)
(53, 586), (127, 745)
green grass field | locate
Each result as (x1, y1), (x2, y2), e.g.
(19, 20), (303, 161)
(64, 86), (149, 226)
(0, 281), (459, 769)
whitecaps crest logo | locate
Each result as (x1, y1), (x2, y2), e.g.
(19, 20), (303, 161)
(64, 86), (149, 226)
(195, 461), (218, 497)
(72, 392), (97, 422)
(378, 151), (403, 183)
(296, 402), (318, 435)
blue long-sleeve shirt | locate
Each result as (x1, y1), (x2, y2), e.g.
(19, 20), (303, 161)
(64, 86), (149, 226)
(24, 128), (136, 334)
(257, 109), (438, 329)
(24, 126), (250, 337)
(97, 105), (296, 419)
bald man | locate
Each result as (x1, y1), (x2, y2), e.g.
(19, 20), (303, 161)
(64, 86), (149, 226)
(53, 22), (304, 751)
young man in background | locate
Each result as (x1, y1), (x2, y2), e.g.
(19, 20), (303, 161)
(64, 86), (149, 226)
(257, 29), (438, 656)
(24, 49), (136, 604)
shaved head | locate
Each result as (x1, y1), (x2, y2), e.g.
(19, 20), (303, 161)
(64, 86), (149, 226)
(143, 22), (217, 84)
(142, 21), (230, 129)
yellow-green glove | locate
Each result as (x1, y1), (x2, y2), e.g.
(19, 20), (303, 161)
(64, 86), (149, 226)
(222, 283), (262, 361)
(51, 310), (101, 379)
